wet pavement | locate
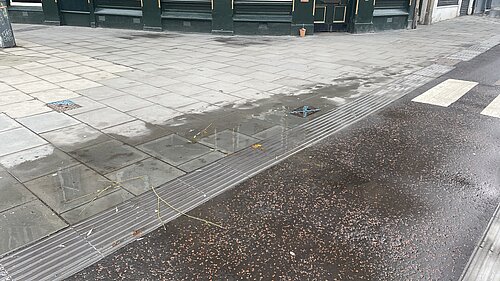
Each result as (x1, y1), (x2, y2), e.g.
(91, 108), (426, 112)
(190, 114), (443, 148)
(66, 46), (500, 280)
(2, 17), (499, 258)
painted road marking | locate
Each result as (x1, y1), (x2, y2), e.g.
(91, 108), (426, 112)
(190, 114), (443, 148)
(481, 94), (500, 119)
(412, 79), (478, 107)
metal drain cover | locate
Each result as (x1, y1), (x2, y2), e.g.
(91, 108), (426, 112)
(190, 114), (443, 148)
(46, 100), (81, 112)
(290, 106), (320, 118)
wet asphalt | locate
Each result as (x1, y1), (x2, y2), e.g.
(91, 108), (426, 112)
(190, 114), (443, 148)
(67, 46), (500, 280)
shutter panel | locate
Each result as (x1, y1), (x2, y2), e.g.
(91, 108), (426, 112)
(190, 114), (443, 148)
(437, 0), (459, 6)
(374, 0), (408, 9)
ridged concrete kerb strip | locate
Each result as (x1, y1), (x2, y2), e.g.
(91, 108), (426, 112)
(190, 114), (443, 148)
(0, 38), (499, 281)
(460, 201), (500, 281)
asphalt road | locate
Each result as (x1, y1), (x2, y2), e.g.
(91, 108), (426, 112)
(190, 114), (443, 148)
(67, 46), (500, 280)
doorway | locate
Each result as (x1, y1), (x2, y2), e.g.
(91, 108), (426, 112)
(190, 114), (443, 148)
(314, 0), (350, 32)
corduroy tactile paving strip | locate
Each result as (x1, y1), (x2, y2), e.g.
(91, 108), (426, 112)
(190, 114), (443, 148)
(460, 202), (500, 281)
(0, 37), (499, 281)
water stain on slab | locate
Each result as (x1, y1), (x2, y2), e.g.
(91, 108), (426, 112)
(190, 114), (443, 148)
(214, 37), (272, 47)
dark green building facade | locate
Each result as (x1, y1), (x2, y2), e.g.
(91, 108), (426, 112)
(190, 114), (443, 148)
(6, 0), (416, 34)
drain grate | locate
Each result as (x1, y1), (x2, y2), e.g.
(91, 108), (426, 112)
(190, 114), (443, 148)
(290, 106), (320, 118)
(46, 100), (81, 112)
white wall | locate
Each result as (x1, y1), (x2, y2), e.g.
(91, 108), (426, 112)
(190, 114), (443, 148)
(468, 0), (474, 14)
(431, 0), (461, 22)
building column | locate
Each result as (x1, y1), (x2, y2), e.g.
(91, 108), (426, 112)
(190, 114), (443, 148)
(212, 0), (233, 34)
(292, 0), (314, 35)
(41, 0), (61, 25)
(89, 0), (96, 28)
(350, 0), (374, 33)
(407, 0), (416, 28)
(143, 0), (162, 31)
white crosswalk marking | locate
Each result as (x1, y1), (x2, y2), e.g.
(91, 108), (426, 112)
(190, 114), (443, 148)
(412, 79), (478, 107)
(481, 94), (500, 119)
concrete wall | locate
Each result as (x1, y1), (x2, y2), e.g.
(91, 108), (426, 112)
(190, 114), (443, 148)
(490, 0), (500, 17)
(431, 0), (461, 22)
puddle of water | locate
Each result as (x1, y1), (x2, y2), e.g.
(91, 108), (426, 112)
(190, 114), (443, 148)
(160, 77), (389, 141)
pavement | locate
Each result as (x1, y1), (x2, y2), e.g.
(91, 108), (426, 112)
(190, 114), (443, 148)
(65, 41), (500, 280)
(0, 14), (499, 269)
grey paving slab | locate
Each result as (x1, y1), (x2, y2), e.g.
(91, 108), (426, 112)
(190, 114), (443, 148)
(177, 151), (226, 172)
(80, 71), (119, 81)
(58, 78), (102, 91)
(182, 67), (223, 78)
(99, 77), (143, 89)
(41, 123), (111, 152)
(0, 128), (47, 157)
(61, 65), (98, 75)
(238, 79), (282, 92)
(46, 60), (80, 69)
(136, 76), (180, 87)
(40, 72), (80, 83)
(60, 189), (134, 224)
(0, 144), (78, 182)
(0, 68), (24, 77)
(128, 105), (182, 125)
(0, 90), (33, 106)
(0, 199), (67, 256)
(12, 80), (59, 94)
(70, 140), (148, 174)
(102, 120), (171, 146)
(100, 94), (154, 112)
(191, 90), (241, 106)
(0, 113), (20, 133)
(0, 82), (15, 92)
(73, 107), (135, 129)
(149, 93), (199, 108)
(175, 101), (219, 115)
(231, 88), (269, 100)
(139, 134), (213, 166)
(201, 80), (247, 94)
(105, 158), (185, 195)
(65, 96), (106, 115)
(175, 75), (216, 85)
(0, 170), (36, 213)
(210, 73), (252, 84)
(17, 111), (80, 133)
(77, 86), (128, 101)
(30, 88), (81, 103)
(162, 83), (208, 96)
(0, 100), (52, 118)
(0, 74), (40, 85)
(199, 129), (259, 154)
(121, 84), (169, 99)
(96, 64), (132, 73)
(23, 164), (112, 213)
(245, 71), (284, 82)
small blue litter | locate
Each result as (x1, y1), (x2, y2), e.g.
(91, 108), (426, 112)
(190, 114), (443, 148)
(290, 106), (320, 118)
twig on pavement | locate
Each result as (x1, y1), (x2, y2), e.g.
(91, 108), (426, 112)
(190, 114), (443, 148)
(151, 183), (223, 229)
